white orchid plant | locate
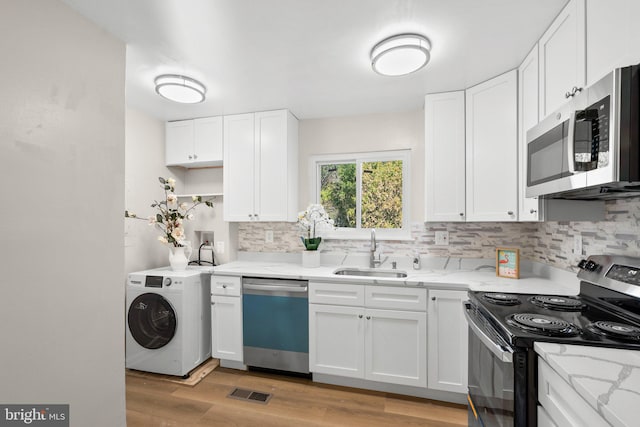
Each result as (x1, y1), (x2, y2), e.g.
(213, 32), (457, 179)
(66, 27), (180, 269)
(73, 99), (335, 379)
(125, 177), (214, 247)
(297, 203), (334, 250)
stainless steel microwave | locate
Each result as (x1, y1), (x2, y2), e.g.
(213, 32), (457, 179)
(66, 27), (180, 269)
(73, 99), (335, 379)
(526, 63), (640, 199)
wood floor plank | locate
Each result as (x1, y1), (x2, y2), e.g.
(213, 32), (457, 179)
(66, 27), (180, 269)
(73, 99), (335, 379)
(127, 367), (469, 426)
(384, 395), (467, 425)
(126, 387), (212, 424)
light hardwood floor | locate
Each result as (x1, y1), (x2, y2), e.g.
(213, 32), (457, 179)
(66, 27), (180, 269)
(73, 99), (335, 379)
(126, 367), (468, 426)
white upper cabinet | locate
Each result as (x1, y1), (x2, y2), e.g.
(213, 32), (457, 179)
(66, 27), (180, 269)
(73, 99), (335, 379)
(518, 45), (542, 222)
(538, 0), (586, 119)
(465, 69), (518, 222)
(424, 91), (466, 222)
(586, 0), (640, 86)
(165, 116), (223, 167)
(223, 109), (298, 222)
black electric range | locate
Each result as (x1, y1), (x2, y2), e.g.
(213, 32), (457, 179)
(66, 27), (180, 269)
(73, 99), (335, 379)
(465, 255), (640, 427)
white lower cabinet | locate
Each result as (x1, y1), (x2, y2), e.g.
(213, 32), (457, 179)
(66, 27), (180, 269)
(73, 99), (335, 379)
(538, 358), (609, 427)
(308, 304), (364, 378)
(427, 289), (468, 393)
(309, 282), (427, 388)
(366, 308), (427, 387)
(210, 295), (243, 362)
(537, 405), (558, 427)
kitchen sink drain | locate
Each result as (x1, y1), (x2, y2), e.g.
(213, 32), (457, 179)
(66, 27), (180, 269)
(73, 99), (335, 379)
(227, 388), (272, 404)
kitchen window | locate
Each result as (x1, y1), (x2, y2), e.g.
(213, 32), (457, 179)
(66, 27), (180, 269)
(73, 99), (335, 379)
(310, 150), (411, 240)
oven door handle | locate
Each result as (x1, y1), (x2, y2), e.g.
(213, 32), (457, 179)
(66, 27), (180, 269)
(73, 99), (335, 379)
(463, 302), (513, 363)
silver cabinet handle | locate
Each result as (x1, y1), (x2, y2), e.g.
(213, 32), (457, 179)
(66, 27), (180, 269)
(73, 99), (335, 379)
(431, 296), (436, 301)
(507, 211), (514, 215)
(358, 314), (363, 318)
(193, 154), (198, 159)
(211, 302), (215, 305)
(248, 214), (253, 219)
(459, 212), (464, 217)
(530, 209), (537, 214)
(222, 284), (227, 289)
(188, 155), (193, 160)
(565, 86), (583, 98)
(366, 316), (371, 320)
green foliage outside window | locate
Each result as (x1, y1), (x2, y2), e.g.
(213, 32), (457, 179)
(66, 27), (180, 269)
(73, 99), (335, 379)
(319, 160), (403, 229)
(320, 163), (356, 227)
(362, 160), (403, 228)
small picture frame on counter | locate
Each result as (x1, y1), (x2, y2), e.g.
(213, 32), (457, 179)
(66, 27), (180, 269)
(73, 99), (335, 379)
(496, 247), (520, 279)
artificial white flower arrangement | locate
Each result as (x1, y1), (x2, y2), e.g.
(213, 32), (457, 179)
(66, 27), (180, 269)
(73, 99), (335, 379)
(297, 203), (334, 250)
(125, 177), (214, 247)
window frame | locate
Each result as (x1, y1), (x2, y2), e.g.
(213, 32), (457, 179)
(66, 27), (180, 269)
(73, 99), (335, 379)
(309, 149), (412, 240)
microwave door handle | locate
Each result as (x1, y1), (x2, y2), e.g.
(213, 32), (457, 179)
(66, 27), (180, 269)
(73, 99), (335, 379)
(463, 303), (513, 363)
(567, 111), (576, 174)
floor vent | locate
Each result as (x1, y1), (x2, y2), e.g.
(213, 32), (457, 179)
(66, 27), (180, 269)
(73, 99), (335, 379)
(227, 388), (272, 404)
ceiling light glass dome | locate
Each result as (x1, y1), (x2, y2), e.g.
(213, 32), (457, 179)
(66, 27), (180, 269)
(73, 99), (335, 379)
(370, 34), (431, 77)
(154, 74), (206, 104)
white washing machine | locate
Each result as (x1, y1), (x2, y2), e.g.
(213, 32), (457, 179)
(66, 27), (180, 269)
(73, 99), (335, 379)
(126, 268), (211, 377)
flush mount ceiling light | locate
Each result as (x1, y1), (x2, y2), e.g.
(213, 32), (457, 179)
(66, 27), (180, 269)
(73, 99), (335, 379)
(154, 74), (206, 104)
(370, 33), (431, 77)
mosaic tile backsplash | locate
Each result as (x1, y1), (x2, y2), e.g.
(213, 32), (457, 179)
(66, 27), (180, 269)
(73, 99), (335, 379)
(237, 197), (640, 271)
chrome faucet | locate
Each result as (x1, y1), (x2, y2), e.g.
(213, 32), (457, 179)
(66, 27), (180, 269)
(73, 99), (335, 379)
(370, 229), (379, 268)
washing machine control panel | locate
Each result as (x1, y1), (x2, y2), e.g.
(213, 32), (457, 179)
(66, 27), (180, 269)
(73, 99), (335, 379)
(144, 275), (163, 288)
(163, 277), (172, 287)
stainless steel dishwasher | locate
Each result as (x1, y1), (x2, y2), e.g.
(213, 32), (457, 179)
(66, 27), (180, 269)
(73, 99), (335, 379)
(242, 277), (309, 374)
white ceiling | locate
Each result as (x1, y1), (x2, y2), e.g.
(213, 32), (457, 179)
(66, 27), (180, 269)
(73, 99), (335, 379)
(62, 0), (567, 121)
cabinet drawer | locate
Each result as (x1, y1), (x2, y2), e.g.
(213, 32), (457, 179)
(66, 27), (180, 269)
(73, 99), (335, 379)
(309, 281), (364, 306)
(538, 358), (609, 427)
(365, 286), (426, 311)
(211, 275), (241, 296)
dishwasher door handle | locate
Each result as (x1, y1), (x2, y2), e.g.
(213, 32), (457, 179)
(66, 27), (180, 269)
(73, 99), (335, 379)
(243, 283), (308, 293)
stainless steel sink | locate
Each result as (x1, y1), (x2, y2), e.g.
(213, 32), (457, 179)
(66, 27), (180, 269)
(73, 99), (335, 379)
(333, 267), (408, 278)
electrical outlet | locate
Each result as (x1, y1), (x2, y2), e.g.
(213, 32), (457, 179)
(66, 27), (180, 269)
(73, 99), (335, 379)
(265, 230), (274, 243)
(573, 235), (582, 255)
(216, 241), (225, 254)
(201, 231), (215, 245)
(435, 231), (449, 246)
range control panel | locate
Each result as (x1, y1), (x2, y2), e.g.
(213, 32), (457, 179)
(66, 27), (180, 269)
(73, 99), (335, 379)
(606, 264), (640, 286)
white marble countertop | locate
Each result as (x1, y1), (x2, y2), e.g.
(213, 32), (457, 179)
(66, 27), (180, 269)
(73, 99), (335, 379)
(535, 342), (640, 427)
(212, 258), (580, 295)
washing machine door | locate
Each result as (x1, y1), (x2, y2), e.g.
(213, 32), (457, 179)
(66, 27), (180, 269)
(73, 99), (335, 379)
(128, 293), (177, 349)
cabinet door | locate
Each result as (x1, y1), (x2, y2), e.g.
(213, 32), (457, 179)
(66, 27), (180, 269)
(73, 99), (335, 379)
(223, 113), (255, 221)
(427, 289), (468, 393)
(309, 304), (364, 378)
(193, 116), (223, 166)
(586, 0), (640, 86)
(365, 309), (427, 387)
(518, 45), (542, 222)
(539, 0), (586, 118)
(254, 110), (290, 221)
(465, 69), (518, 221)
(165, 120), (194, 166)
(211, 295), (243, 362)
(424, 91), (466, 222)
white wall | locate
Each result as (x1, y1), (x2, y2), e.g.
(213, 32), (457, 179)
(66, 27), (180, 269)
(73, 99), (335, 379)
(298, 109), (424, 221)
(125, 111), (233, 269)
(125, 107), (186, 273)
(0, 1), (126, 426)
